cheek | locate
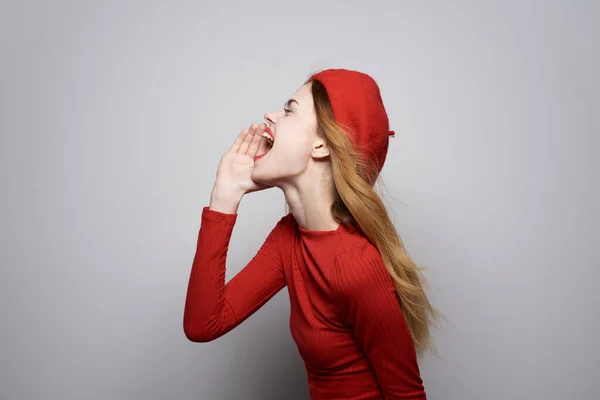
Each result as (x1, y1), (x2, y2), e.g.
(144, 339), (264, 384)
(279, 135), (311, 163)
(252, 137), (313, 183)
(255, 136), (311, 179)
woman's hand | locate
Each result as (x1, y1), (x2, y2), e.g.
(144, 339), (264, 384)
(209, 123), (272, 213)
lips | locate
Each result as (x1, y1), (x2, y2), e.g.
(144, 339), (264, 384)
(254, 126), (274, 162)
(265, 126), (274, 139)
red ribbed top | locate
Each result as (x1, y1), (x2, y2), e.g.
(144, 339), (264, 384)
(184, 207), (426, 399)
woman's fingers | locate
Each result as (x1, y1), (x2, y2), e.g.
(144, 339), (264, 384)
(229, 123), (267, 157)
(238, 124), (257, 154)
(256, 130), (269, 156)
(246, 123), (266, 157)
(229, 128), (250, 153)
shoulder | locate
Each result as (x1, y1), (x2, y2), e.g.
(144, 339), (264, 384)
(252, 213), (295, 263)
(267, 212), (295, 234)
(276, 212), (296, 235)
(332, 239), (392, 298)
(263, 212), (296, 246)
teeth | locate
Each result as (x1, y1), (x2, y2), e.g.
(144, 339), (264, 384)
(261, 131), (274, 142)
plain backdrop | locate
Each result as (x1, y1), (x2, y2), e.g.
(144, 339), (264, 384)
(1, 1), (598, 399)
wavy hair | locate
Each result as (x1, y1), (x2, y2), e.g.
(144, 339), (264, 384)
(298, 78), (440, 355)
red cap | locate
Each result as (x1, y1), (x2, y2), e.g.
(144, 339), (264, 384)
(309, 69), (394, 184)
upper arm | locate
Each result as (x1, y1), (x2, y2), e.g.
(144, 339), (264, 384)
(184, 209), (288, 342)
(335, 249), (425, 399)
(222, 221), (287, 324)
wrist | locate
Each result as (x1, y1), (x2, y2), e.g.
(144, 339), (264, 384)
(209, 182), (244, 214)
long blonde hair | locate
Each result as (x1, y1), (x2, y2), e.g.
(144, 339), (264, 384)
(299, 78), (439, 355)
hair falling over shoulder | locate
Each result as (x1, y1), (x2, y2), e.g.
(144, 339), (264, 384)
(307, 79), (440, 356)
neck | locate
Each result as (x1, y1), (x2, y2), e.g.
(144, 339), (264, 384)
(280, 167), (339, 231)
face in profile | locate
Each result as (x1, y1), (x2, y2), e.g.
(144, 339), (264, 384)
(251, 83), (328, 187)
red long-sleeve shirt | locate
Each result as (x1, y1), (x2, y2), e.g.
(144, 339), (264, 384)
(184, 207), (426, 399)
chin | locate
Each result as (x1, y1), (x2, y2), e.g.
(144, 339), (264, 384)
(251, 166), (275, 186)
(252, 156), (306, 185)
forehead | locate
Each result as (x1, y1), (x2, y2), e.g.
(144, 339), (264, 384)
(289, 83), (313, 107)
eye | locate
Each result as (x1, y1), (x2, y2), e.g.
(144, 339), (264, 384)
(284, 107), (292, 115)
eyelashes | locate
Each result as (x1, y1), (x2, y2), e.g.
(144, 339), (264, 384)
(284, 107), (292, 115)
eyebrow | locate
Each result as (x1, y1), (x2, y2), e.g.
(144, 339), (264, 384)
(285, 99), (299, 108)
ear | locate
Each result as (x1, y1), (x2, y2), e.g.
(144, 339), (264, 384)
(310, 137), (330, 159)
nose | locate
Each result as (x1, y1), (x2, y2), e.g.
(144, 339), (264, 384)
(264, 111), (276, 126)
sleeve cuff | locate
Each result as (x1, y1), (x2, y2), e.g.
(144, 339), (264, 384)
(201, 206), (238, 224)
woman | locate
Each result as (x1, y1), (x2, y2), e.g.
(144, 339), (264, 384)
(184, 69), (437, 399)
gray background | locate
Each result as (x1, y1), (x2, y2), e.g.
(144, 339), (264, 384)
(1, 1), (598, 399)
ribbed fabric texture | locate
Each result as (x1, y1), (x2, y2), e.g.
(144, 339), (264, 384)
(184, 207), (426, 400)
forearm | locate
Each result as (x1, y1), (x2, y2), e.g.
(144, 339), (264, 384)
(183, 206), (286, 342)
(184, 207), (238, 342)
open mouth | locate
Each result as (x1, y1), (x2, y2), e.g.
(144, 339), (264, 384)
(254, 127), (274, 162)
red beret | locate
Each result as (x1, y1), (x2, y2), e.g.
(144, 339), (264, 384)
(310, 69), (395, 184)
